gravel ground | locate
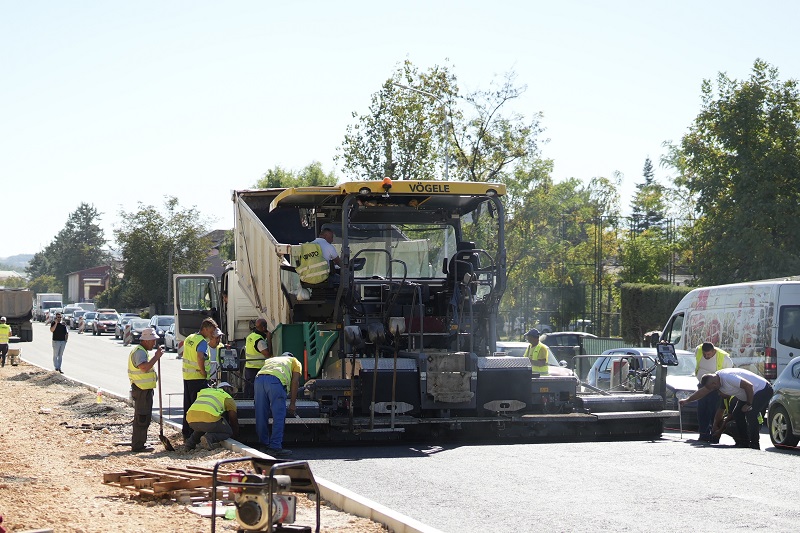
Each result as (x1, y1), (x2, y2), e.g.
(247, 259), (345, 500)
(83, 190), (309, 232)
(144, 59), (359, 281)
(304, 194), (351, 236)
(0, 361), (388, 533)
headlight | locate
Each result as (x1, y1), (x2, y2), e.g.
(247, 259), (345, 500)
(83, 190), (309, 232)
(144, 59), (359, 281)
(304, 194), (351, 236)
(676, 390), (693, 401)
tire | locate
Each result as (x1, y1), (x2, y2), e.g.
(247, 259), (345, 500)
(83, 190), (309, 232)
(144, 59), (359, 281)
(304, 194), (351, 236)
(769, 404), (800, 448)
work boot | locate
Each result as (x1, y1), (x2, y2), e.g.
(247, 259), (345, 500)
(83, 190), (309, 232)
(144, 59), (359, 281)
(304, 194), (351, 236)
(131, 446), (155, 453)
(200, 436), (219, 450)
(264, 447), (292, 458)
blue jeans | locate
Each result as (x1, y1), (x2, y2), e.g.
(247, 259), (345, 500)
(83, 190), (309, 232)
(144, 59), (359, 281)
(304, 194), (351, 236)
(255, 374), (287, 449)
(697, 389), (720, 438)
(52, 340), (67, 371)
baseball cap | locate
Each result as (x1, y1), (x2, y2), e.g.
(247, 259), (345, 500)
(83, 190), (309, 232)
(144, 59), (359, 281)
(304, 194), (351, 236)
(281, 351), (294, 357)
(217, 382), (233, 389)
(525, 328), (541, 337)
(0, 316), (5, 321)
(213, 327), (223, 338)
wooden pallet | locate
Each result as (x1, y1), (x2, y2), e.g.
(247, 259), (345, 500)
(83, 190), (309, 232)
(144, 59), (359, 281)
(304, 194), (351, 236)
(103, 465), (236, 501)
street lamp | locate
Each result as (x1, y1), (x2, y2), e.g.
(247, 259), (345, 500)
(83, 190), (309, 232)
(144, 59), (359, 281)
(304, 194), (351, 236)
(392, 82), (450, 180)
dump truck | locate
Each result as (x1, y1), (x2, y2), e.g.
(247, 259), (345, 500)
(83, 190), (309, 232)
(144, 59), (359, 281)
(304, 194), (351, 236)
(0, 288), (33, 341)
(175, 180), (677, 444)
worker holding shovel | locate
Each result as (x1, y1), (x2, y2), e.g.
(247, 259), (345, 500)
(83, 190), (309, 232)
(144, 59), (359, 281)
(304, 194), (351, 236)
(127, 327), (165, 453)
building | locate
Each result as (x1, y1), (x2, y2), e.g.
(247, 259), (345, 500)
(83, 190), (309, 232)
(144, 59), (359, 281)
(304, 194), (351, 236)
(66, 265), (112, 303)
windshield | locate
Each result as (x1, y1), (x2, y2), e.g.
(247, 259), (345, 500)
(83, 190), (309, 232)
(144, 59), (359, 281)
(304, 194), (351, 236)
(157, 317), (174, 326)
(347, 223), (456, 279)
(668, 354), (697, 376)
(98, 313), (117, 320)
(131, 319), (150, 329)
(84, 312), (97, 319)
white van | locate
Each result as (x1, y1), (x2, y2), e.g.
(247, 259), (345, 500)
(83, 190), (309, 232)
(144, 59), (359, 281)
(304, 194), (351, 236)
(660, 280), (800, 380)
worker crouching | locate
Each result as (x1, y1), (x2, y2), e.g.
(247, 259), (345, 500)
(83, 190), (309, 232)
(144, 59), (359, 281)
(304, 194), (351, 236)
(185, 382), (239, 450)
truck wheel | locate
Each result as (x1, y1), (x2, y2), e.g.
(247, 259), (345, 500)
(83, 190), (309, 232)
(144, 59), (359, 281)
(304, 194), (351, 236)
(769, 405), (800, 447)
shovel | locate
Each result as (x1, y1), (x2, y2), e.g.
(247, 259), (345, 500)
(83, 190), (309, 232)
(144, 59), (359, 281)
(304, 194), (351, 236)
(157, 357), (175, 451)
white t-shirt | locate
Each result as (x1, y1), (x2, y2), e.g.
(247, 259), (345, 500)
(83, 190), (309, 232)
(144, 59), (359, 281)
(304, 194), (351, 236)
(696, 350), (733, 379)
(717, 368), (769, 401)
(313, 237), (339, 262)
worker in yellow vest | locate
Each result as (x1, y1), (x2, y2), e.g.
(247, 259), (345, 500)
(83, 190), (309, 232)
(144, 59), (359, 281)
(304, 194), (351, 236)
(523, 328), (550, 375)
(694, 342), (733, 442)
(292, 228), (341, 285)
(185, 382), (238, 450)
(0, 317), (11, 367)
(127, 327), (164, 452)
(244, 318), (271, 397)
(254, 352), (302, 458)
(181, 317), (218, 439)
(204, 328), (224, 383)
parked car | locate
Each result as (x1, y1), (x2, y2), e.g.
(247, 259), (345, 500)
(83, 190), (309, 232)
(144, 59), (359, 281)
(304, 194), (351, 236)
(60, 305), (82, 327)
(495, 341), (574, 377)
(114, 313), (141, 339)
(768, 355), (800, 448)
(69, 310), (86, 330)
(584, 347), (699, 428)
(149, 315), (175, 345)
(92, 312), (119, 335)
(540, 331), (598, 369)
(45, 308), (63, 325)
(163, 323), (179, 352)
(127, 318), (152, 344)
(82, 311), (98, 332)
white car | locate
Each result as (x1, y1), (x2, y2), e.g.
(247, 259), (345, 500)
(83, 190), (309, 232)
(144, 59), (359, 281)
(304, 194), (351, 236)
(495, 341), (574, 377)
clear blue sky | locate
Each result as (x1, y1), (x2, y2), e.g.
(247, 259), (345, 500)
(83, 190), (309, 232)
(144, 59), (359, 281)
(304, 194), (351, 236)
(3, 1), (799, 257)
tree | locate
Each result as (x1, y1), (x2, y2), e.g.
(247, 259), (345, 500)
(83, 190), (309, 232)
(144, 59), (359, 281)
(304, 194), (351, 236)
(25, 203), (108, 289)
(254, 161), (337, 188)
(113, 197), (212, 311)
(338, 60), (457, 181)
(28, 275), (61, 294)
(630, 157), (667, 233)
(338, 60), (543, 183)
(666, 59), (800, 284)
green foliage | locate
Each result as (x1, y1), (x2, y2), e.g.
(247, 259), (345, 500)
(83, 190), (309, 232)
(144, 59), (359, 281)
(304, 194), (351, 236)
(255, 161), (337, 188)
(620, 283), (691, 344)
(618, 229), (672, 284)
(338, 60), (543, 183)
(1, 276), (27, 288)
(114, 197), (211, 310)
(630, 157), (667, 232)
(25, 203), (108, 286)
(667, 59), (800, 284)
(338, 60), (457, 180)
(28, 275), (61, 294)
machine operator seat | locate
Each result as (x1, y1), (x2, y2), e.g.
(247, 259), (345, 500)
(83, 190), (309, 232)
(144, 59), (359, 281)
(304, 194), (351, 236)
(446, 241), (481, 294)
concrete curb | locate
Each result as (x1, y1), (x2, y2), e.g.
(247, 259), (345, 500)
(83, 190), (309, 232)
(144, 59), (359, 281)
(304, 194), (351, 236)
(224, 440), (446, 533)
(23, 361), (442, 533)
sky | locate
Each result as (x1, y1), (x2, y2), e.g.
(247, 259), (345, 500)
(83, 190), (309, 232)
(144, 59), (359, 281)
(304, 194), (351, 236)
(3, 1), (800, 258)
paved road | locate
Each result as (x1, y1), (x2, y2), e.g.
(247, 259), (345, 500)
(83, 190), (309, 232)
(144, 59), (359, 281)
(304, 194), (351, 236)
(19, 321), (186, 416)
(18, 321), (800, 532)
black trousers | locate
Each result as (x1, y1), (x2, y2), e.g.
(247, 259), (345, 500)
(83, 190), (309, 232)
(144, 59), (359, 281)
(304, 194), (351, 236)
(733, 384), (774, 449)
(182, 379), (208, 438)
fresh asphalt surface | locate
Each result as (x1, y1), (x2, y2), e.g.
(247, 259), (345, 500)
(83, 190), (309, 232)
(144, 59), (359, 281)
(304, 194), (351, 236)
(19, 322), (800, 532)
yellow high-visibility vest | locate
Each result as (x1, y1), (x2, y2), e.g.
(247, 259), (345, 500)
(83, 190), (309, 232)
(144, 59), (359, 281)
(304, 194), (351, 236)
(0, 324), (11, 344)
(293, 242), (329, 284)
(187, 387), (231, 420)
(127, 345), (157, 390)
(245, 331), (268, 369)
(695, 346), (731, 373)
(182, 333), (207, 380)
(524, 342), (550, 375)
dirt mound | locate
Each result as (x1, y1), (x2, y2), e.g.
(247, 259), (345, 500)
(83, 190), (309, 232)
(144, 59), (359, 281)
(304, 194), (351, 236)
(0, 361), (388, 532)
